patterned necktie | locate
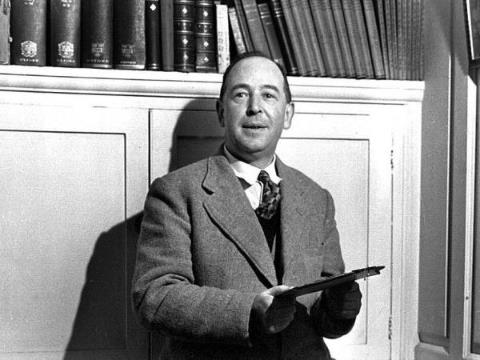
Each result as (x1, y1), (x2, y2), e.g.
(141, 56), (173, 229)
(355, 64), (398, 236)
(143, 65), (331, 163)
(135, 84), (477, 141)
(255, 170), (281, 220)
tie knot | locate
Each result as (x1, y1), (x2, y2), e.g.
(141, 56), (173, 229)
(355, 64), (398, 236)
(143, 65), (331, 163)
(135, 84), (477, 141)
(257, 170), (271, 185)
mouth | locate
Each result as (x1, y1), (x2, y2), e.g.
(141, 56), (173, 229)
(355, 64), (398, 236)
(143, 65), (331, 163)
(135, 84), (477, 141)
(243, 123), (267, 130)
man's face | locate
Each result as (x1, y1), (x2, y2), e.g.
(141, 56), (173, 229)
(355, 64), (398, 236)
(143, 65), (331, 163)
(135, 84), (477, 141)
(217, 56), (294, 167)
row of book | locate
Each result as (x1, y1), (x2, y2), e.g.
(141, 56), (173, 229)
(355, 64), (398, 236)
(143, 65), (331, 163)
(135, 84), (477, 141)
(0, 0), (230, 73)
(0, 0), (424, 80)
(228, 0), (424, 80)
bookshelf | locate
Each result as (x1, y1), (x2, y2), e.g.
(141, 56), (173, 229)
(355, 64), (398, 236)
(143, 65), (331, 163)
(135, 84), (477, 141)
(0, 64), (424, 359)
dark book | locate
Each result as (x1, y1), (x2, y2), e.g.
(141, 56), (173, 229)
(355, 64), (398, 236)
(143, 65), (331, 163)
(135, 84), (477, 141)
(50, 0), (81, 67)
(216, 3), (230, 73)
(330, 0), (356, 77)
(351, 0), (374, 78)
(268, 0), (298, 75)
(174, 0), (195, 72)
(228, 6), (247, 54)
(341, 0), (368, 78)
(160, 0), (174, 71)
(10, 0), (47, 66)
(413, 0), (423, 80)
(279, 0), (307, 76)
(257, 2), (285, 69)
(114, 0), (146, 69)
(289, 0), (320, 76)
(385, 0), (398, 79)
(82, 0), (113, 68)
(233, 0), (254, 52)
(373, 0), (390, 79)
(195, 0), (216, 72)
(363, 0), (386, 79)
(240, 0), (271, 56)
(146, 0), (161, 70)
(310, 0), (342, 77)
(0, 0), (10, 64)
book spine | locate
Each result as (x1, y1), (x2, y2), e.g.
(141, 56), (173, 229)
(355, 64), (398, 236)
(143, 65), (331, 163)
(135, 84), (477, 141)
(0, 0), (10, 64)
(341, 0), (368, 78)
(386, 0), (397, 78)
(268, 0), (297, 75)
(363, 0), (385, 79)
(241, 0), (271, 57)
(373, 0), (390, 79)
(310, 0), (341, 77)
(195, 0), (216, 72)
(257, 2), (285, 69)
(396, 0), (406, 79)
(146, 0), (161, 70)
(233, 0), (254, 52)
(114, 0), (146, 69)
(82, 0), (113, 68)
(330, 0), (356, 77)
(160, 0), (174, 71)
(228, 6), (247, 54)
(351, 0), (374, 77)
(216, 3), (230, 73)
(11, 0), (47, 66)
(50, 0), (81, 67)
(279, 0), (307, 76)
(174, 0), (195, 72)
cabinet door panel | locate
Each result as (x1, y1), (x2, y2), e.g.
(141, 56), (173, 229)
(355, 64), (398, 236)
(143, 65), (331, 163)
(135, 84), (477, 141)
(151, 108), (393, 360)
(0, 105), (149, 360)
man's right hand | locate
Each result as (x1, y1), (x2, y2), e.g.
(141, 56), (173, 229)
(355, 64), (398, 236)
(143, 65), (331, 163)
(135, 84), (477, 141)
(251, 285), (296, 334)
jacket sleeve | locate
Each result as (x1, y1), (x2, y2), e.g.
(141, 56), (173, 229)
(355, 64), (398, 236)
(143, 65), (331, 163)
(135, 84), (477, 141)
(131, 177), (257, 346)
(310, 189), (357, 338)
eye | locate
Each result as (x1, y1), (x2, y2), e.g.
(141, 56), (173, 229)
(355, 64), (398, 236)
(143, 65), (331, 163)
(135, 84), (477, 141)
(263, 92), (277, 100)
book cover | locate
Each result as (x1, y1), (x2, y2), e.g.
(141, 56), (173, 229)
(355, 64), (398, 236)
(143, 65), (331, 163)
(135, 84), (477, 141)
(216, 3), (230, 73)
(114, 0), (146, 69)
(50, 0), (81, 67)
(279, 0), (307, 76)
(11, 0), (47, 66)
(341, 0), (368, 78)
(363, 0), (386, 79)
(160, 0), (174, 71)
(228, 6), (247, 54)
(258, 2), (285, 69)
(240, 0), (271, 56)
(330, 0), (356, 77)
(82, 0), (113, 68)
(146, 0), (161, 70)
(174, 0), (195, 72)
(233, 0), (254, 52)
(310, 0), (342, 77)
(268, 0), (298, 75)
(195, 0), (217, 72)
(0, 0), (10, 64)
(373, 0), (390, 79)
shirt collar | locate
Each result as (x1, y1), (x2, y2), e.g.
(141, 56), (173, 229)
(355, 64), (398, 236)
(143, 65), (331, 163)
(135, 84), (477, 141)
(224, 146), (282, 186)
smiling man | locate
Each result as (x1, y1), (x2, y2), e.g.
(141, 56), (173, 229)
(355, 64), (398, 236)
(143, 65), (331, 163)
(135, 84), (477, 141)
(132, 52), (362, 359)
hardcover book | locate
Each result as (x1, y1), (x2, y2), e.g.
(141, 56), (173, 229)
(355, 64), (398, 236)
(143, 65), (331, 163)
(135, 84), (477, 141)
(161, 0), (174, 71)
(216, 3), (230, 73)
(268, 0), (298, 75)
(373, 0), (390, 79)
(114, 0), (146, 69)
(385, 0), (398, 78)
(330, 0), (356, 77)
(341, 0), (368, 78)
(50, 0), (81, 67)
(11, 0), (47, 66)
(228, 6), (247, 54)
(174, 0), (195, 72)
(233, 0), (254, 52)
(0, 0), (10, 64)
(351, 0), (374, 78)
(363, 0), (386, 79)
(279, 0), (307, 75)
(195, 0), (217, 72)
(258, 2), (285, 69)
(82, 0), (113, 68)
(240, 0), (271, 56)
(146, 0), (161, 70)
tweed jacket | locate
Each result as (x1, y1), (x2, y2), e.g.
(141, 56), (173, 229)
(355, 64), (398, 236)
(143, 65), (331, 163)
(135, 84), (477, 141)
(132, 154), (353, 359)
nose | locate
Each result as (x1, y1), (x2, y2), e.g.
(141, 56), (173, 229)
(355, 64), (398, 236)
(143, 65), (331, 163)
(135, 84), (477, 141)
(246, 94), (262, 116)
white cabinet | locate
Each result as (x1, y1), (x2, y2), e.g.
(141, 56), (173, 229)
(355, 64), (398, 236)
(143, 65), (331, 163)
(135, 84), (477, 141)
(0, 66), (423, 360)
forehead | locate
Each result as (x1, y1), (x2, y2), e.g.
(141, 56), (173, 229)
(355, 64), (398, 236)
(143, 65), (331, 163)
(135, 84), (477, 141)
(225, 57), (285, 90)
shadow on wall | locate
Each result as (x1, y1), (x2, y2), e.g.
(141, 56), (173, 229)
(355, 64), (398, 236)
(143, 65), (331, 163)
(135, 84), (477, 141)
(63, 98), (221, 358)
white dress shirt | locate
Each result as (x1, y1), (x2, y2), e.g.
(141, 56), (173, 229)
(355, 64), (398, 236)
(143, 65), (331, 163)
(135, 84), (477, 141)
(224, 147), (282, 210)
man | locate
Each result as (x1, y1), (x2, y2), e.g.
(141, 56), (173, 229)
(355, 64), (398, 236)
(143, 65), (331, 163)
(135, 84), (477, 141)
(132, 52), (362, 359)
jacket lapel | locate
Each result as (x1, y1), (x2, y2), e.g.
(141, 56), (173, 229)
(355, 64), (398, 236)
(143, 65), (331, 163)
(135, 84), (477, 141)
(202, 156), (277, 287)
(276, 158), (311, 284)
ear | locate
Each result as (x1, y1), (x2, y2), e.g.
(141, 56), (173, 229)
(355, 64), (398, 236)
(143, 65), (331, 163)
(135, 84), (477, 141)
(283, 102), (294, 130)
(216, 99), (225, 127)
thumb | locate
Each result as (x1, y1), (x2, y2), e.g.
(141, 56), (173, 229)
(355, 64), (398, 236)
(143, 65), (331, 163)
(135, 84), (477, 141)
(266, 285), (293, 297)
